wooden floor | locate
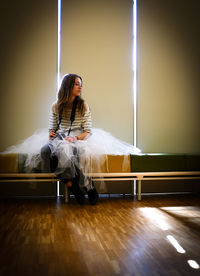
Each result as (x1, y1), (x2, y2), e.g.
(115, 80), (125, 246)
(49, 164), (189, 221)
(0, 194), (200, 276)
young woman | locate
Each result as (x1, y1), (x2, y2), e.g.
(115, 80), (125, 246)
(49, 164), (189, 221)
(40, 74), (98, 205)
(2, 74), (141, 202)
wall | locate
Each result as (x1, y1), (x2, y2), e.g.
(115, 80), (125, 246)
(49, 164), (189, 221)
(0, 0), (57, 152)
(0, 0), (200, 155)
(61, 0), (134, 144)
(137, 0), (200, 153)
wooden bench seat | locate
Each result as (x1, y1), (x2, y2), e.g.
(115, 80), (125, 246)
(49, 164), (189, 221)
(0, 153), (200, 200)
(1, 171), (200, 201)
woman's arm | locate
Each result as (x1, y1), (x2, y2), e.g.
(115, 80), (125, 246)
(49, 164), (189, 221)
(48, 103), (58, 139)
(81, 102), (92, 133)
(64, 131), (90, 143)
(76, 131), (90, 140)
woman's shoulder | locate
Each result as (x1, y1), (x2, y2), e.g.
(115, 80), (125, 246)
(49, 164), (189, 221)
(82, 100), (90, 113)
(51, 101), (58, 113)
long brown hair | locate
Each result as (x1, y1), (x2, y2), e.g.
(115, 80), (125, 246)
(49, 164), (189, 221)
(56, 74), (85, 116)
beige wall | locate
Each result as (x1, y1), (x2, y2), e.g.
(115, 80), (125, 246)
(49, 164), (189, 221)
(0, 0), (200, 154)
(0, 0), (57, 152)
(137, 0), (200, 153)
(61, 0), (134, 144)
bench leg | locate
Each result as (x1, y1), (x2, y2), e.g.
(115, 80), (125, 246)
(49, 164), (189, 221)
(137, 180), (142, 201)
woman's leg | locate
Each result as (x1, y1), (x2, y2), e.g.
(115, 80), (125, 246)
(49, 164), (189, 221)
(73, 148), (99, 205)
(40, 144), (52, 172)
(83, 180), (99, 205)
(41, 143), (58, 173)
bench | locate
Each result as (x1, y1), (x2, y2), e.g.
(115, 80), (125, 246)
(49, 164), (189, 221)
(0, 171), (200, 201)
(90, 171), (200, 200)
(0, 153), (200, 201)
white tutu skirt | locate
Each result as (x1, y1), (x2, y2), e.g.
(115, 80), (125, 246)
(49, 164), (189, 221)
(2, 128), (141, 180)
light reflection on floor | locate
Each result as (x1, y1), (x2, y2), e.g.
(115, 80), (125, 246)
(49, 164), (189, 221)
(139, 206), (200, 271)
(140, 207), (169, 230)
(187, 260), (200, 269)
(166, 235), (186, 253)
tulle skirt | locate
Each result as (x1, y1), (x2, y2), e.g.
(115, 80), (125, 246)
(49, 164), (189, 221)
(2, 128), (141, 182)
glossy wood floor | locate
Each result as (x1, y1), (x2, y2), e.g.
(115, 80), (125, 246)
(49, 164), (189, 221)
(0, 194), (200, 276)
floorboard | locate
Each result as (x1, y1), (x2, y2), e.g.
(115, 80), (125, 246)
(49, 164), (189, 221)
(0, 194), (200, 275)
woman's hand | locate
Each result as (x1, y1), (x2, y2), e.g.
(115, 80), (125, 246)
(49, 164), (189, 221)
(76, 132), (90, 141)
(64, 136), (77, 143)
(49, 130), (56, 140)
(63, 132), (91, 143)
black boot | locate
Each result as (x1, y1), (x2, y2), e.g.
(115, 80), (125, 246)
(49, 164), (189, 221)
(85, 180), (99, 205)
(70, 178), (85, 205)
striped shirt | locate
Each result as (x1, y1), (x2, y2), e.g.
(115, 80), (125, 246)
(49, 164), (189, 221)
(48, 101), (92, 134)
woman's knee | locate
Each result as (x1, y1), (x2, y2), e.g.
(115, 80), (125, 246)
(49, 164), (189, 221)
(41, 144), (51, 158)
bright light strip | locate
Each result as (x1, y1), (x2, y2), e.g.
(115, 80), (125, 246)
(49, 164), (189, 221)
(167, 235), (186, 254)
(133, 0), (137, 147)
(57, 0), (61, 91)
(57, 181), (59, 197)
(187, 260), (200, 269)
(57, 0), (61, 195)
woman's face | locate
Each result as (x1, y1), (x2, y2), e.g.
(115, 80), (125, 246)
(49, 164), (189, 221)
(71, 77), (82, 97)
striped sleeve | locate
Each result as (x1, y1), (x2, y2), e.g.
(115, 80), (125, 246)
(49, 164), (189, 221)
(81, 102), (92, 133)
(48, 104), (58, 132)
